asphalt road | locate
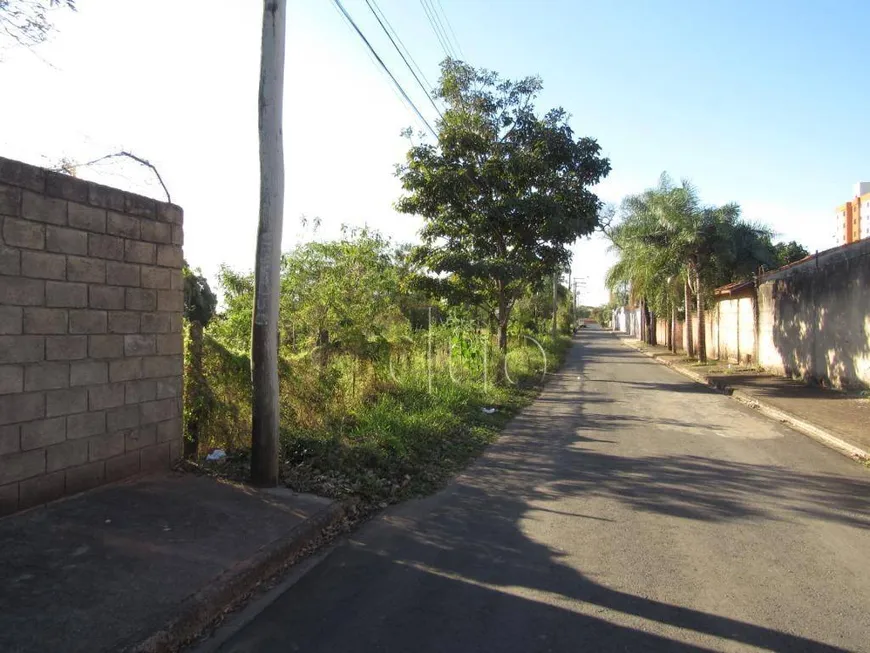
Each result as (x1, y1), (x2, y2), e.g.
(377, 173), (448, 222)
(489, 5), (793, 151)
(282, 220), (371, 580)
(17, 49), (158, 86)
(205, 329), (870, 652)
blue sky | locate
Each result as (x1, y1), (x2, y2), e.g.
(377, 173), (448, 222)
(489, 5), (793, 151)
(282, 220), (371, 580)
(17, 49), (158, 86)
(1, 0), (867, 304)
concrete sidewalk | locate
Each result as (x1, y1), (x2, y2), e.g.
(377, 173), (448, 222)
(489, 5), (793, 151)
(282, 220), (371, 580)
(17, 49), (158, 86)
(0, 473), (344, 653)
(618, 335), (870, 461)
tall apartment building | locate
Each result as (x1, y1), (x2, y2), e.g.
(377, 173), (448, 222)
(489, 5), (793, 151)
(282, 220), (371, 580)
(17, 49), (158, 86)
(835, 182), (870, 245)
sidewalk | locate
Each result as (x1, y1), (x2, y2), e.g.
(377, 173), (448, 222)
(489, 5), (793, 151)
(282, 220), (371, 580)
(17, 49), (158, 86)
(0, 472), (345, 653)
(618, 336), (870, 461)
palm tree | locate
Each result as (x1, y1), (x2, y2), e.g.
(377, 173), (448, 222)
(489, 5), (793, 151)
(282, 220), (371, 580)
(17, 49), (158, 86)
(607, 174), (773, 362)
(606, 175), (694, 350)
(688, 204), (775, 362)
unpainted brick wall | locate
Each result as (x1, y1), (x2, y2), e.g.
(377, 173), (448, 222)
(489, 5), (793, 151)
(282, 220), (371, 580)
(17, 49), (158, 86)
(0, 156), (184, 515)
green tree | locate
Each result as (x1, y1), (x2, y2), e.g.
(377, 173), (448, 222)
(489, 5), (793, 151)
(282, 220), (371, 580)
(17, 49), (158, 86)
(396, 59), (610, 355)
(182, 264), (217, 459)
(608, 175), (774, 360)
(278, 228), (408, 371)
(207, 265), (255, 354)
(772, 240), (810, 268)
(605, 184), (687, 348)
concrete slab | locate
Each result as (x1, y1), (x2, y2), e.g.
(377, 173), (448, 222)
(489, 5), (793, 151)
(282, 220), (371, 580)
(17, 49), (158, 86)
(0, 473), (338, 653)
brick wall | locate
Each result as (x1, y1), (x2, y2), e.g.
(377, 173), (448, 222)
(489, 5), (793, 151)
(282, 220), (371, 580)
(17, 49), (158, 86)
(0, 156), (184, 516)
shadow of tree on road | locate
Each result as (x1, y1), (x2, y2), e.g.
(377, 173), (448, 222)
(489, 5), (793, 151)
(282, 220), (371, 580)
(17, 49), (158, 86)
(220, 331), (868, 652)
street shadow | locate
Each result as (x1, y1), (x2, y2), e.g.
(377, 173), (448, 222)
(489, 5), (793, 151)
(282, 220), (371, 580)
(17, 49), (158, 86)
(220, 333), (869, 652)
(585, 378), (717, 394)
(704, 372), (861, 402)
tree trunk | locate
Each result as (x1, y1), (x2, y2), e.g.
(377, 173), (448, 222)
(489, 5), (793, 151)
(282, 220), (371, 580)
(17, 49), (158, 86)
(551, 273), (558, 339)
(250, 0), (286, 488)
(638, 298), (645, 342)
(642, 299), (648, 343)
(670, 305), (676, 352)
(498, 316), (509, 353)
(494, 285), (511, 383)
(316, 328), (330, 367)
(641, 299), (654, 345)
(497, 282), (510, 354)
(696, 269), (707, 363)
(184, 320), (204, 459)
(684, 276), (694, 357)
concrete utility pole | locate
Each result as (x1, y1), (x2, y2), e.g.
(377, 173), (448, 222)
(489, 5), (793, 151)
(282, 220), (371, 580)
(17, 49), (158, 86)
(251, 0), (287, 487)
(572, 279), (577, 316)
(572, 276), (588, 322)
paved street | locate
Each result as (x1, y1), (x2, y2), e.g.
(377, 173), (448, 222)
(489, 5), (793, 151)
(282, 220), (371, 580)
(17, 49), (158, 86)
(205, 330), (870, 652)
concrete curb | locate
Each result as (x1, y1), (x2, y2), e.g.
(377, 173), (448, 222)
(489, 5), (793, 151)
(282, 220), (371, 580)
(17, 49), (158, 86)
(616, 335), (870, 463)
(129, 499), (347, 653)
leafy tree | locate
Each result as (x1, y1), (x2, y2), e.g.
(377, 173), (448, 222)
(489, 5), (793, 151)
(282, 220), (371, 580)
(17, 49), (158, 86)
(208, 265), (255, 354)
(278, 228), (408, 369)
(183, 264), (218, 326)
(512, 279), (571, 335)
(182, 264), (217, 459)
(396, 59), (610, 355)
(0, 0), (75, 48)
(592, 304), (612, 328)
(772, 240), (810, 268)
(709, 219), (775, 284)
(605, 182), (688, 348)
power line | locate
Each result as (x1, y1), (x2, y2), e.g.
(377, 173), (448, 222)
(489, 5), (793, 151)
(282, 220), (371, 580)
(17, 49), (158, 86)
(419, 0), (454, 59)
(328, 0), (411, 120)
(331, 0), (437, 139)
(433, 0), (465, 59)
(425, 0), (456, 58)
(425, 0), (459, 60)
(423, 0), (453, 55)
(329, 0), (418, 125)
(364, 0), (442, 118)
(367, 0), (433, 90)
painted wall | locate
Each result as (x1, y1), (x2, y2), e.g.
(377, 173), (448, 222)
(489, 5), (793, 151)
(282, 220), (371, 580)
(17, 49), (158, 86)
(623, 239), (870, 388)
(757, 239), (870, 388)
(612, 306), (642, 338)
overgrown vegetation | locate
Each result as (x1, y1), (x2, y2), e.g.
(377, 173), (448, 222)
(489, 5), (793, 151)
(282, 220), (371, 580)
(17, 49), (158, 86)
(186, 60), (602, 503)
(185, 228), (574, 505)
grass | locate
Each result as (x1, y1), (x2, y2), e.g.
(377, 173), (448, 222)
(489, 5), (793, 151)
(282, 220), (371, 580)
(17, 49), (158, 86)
(197, 334), (572, 509)
(280, 382), (530, 504)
